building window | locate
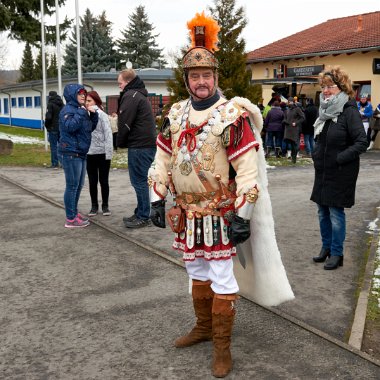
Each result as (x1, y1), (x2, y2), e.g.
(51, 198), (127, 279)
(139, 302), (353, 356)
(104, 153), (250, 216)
(18, 97), (24, 108)
(11, 98), (17, 107)
(26, 96), (32, 108)
(4, 98), (9, 114)
(34, 96), (41, 107)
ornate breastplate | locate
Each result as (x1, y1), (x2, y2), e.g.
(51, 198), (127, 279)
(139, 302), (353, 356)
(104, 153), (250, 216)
(168, 100), (243, 176)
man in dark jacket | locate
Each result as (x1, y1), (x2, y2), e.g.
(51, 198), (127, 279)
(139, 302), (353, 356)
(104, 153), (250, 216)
(117, 69), (157, 228)
(45, 91), (63, 168)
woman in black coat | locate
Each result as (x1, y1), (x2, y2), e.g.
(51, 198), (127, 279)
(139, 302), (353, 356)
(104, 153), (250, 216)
(311, 66), (367, 270)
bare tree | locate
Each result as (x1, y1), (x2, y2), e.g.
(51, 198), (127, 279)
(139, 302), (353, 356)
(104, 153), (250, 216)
(0, 32), (8, 69)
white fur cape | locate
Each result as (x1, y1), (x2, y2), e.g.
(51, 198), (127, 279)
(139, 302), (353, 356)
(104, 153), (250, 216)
(231, 97), (295, 307)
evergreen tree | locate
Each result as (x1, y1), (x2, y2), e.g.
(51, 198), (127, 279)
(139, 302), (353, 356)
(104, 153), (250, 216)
(63, 9), (118, 75)
(18, 42), (35, 82)
(47, 53), (58, 78)
(79, 9), (99, 73)
(0, 1), (71, 45)
(62, 31), (78, 76)
(97, 11), (119, 71)
(33, 48), (45, 80)
(208, 0), (261, 102)
(166, 48), (189, 104)
(116, 5), (166, 69)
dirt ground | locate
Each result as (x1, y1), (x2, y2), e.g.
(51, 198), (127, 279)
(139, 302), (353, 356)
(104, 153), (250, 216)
(363, 316), (380, 360)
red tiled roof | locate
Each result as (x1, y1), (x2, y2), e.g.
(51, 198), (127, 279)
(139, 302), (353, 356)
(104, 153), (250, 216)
(247, 11), (380, 62)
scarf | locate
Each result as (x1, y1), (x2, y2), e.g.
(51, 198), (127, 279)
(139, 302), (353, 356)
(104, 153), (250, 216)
(314, 91), (349, 137)
(191, 91), (220, 111)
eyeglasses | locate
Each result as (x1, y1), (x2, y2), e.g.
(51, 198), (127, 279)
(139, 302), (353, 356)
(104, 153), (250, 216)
(321, 85), (338, 91)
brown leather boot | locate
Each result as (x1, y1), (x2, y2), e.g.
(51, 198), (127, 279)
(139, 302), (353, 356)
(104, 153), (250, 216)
(211, 294), (237, 378)
(174, 280), (214, 348)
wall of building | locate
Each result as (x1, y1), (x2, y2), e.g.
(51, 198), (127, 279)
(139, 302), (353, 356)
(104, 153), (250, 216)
(0, 76), (171, 129)
(252, 51), (380, 105)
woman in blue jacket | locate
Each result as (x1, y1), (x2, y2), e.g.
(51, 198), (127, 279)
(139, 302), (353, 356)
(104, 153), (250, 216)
(59, 84), (98, 228)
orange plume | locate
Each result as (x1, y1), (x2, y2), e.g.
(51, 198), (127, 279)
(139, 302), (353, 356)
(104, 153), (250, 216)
(187, 12), (220, 52)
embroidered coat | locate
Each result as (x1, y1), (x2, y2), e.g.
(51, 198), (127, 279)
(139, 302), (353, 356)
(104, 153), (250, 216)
(149, 96), (295, 307)
(150, 97), (259, 261)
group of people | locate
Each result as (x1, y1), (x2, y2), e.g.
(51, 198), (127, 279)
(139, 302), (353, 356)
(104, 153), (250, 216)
(262, 88), (379, 164)
(262, 95), (319, 163)
(42, 10), (373, 378)
(357, 94), (380, 150)
(44, 68), (157, 230)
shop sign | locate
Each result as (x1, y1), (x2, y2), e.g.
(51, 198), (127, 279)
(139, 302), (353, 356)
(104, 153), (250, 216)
(287, 65), (324, 77)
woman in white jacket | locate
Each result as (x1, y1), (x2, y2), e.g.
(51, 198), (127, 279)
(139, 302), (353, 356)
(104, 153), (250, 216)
(85, 91), (113, 216)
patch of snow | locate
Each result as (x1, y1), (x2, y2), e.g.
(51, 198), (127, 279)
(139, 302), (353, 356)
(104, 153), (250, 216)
(0, 132), (44, 145)
(367, 218), (379, 231)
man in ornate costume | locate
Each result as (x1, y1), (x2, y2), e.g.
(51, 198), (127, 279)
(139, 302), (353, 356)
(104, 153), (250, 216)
(148, 12), (294, 378)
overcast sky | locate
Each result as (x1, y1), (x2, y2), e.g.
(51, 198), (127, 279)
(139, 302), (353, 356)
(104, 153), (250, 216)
(2, 0), (380, 70)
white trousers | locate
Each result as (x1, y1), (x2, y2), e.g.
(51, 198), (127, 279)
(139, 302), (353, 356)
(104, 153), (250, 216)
(185, 258), (239, 294)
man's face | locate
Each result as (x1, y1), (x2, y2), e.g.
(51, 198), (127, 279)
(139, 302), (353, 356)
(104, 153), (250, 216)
(118, 75), (128, 90)
(187, 68), (216, 100)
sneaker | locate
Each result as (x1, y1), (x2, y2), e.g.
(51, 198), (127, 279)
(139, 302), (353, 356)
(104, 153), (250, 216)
(123, 214), (137, 223)
(65, 216), (90, 228)
(124, 218), (151, 229)
(102, 207), (111, 216)
(88, 208), (98, 217)
(77, 213), (89, 223)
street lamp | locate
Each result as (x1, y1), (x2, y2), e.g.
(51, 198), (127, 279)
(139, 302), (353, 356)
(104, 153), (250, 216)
(40, 0), (48, 151)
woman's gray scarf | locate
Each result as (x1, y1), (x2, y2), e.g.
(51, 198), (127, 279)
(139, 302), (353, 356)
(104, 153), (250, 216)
(314, 91), (349, 137)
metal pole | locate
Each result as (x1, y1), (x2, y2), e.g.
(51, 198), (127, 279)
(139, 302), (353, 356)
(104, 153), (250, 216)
(55, 0), (62, 96)
(40, 0), (48, 151)
(75, 0), (82, 84)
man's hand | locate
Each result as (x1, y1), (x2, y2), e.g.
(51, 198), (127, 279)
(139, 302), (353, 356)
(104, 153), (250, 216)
(150, 199), (166, 228)
(228, 216), (250, 245)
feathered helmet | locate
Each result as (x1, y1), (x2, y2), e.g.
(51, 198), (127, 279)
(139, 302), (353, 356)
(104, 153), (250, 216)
(182, 12), (220, 70)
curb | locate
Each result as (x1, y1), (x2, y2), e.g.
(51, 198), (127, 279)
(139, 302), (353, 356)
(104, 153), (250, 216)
(348, 206), (380, 349)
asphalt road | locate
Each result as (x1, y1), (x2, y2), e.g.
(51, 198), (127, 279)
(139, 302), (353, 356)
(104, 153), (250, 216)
(0, 151), (380, 379)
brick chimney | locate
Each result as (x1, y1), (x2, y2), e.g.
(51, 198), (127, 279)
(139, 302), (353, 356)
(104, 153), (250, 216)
(355, 15), (363, 32)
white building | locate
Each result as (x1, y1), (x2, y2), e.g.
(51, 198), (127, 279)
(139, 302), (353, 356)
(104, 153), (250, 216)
(0, 68), (174, 129)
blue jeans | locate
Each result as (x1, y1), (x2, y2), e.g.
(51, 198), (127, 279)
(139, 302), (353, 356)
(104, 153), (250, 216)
(303, 134), (315, 154)
(128, 147), (156, 220)
(48, 132), (60, 167)
(62, 154), (87, 220)
(317, 205), (346, 257)
(266, 131), (283, 148)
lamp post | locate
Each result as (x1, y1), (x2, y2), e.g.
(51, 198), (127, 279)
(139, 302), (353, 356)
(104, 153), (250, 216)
(75, 0), (82, 84)
(40, 0), (48, 151)
(55, 0), (62, 95)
